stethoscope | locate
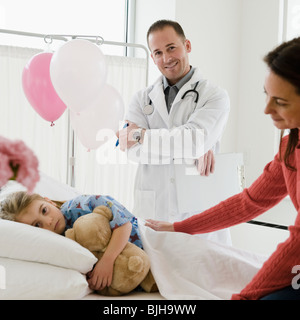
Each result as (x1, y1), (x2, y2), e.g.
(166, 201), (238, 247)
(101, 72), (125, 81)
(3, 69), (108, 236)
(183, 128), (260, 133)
(143, 81), (200, 115)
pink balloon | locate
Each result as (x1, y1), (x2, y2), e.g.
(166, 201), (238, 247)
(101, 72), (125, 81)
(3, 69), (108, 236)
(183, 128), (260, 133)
(22, 52), (67, 124)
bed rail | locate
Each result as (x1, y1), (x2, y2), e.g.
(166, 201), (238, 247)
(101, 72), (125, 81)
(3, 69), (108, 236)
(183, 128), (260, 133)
(247, 220), (288, 230)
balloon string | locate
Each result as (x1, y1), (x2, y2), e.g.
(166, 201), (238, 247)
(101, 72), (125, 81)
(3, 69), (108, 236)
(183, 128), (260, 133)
(50, 122), (55, 127)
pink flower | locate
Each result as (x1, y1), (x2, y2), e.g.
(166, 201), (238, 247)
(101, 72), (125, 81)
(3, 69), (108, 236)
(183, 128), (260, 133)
(0, 136), (40, 192)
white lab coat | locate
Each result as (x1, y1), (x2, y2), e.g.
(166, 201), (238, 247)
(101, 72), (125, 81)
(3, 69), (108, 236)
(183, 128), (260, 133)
(126, 68), (231, 244)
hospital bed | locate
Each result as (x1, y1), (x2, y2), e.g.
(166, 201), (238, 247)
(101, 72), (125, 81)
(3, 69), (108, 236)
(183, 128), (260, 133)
(0, 172), (267, 300)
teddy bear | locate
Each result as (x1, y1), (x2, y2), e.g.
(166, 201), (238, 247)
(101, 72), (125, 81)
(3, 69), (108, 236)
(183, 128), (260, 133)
(65, 205), (157, 296)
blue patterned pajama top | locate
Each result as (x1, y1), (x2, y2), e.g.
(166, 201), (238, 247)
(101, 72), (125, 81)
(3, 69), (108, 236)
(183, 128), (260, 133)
(60, 194), (143, 249)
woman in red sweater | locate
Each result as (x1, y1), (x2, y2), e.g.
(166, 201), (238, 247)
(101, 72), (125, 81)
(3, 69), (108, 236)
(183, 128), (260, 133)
(146, 37), (300, 300)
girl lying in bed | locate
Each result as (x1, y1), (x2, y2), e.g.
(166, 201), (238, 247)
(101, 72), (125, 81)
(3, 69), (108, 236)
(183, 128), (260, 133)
(0, 192), (141, 292)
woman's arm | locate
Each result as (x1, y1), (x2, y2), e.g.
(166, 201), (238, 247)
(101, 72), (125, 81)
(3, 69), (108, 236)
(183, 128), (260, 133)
(87, 222), (132, 291)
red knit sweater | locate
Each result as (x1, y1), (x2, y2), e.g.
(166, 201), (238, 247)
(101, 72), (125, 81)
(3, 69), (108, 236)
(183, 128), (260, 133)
(174, 136), (300, 300)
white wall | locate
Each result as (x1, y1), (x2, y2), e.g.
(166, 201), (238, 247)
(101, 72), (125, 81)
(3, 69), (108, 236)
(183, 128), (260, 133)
(236, 0), (283, 182)
(175, 0), (282, 180)
(134, 0), (176, 83)
(175, 0), (241, 156)
(0, 0), (126, 55)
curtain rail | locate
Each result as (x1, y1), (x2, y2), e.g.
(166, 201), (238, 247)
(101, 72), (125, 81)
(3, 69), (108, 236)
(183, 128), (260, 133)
(0, 28), (149, 85)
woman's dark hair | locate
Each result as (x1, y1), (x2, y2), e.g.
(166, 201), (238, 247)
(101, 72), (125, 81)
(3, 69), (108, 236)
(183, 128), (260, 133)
(264, 37), (300, 170)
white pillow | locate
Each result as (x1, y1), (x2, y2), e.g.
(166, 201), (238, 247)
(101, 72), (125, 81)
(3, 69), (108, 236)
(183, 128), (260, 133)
(0, 171), (81, 202)
(0, 219), (97, 274)
(0, 257), (91, 300)
(0, 180), (27, 202)
(33, 171), (81, 200)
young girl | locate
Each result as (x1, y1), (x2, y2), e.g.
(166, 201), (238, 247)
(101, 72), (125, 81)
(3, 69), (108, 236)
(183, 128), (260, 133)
(0, 191), (142, 291)
(146, 37), (300, 300)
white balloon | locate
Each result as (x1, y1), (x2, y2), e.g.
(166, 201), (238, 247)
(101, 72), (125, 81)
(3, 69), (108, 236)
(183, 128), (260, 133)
(50, 39), (107, 113)
(70, 84), (124, 150)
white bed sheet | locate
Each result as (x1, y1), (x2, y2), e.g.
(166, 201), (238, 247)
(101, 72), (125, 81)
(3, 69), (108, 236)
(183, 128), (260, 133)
(83, 291), (164, 300)
(84, 221), (267, 301)
(138, 221), (267, 300)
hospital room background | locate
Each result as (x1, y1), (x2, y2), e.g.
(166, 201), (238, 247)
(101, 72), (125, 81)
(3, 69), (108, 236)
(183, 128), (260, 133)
(1, 0), (300, 258)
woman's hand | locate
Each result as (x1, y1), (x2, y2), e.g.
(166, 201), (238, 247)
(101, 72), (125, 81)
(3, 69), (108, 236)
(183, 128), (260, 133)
(145, 219), (175, 232)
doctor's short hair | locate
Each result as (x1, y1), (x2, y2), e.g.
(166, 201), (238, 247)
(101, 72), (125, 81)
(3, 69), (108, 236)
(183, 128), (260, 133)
(146, 20), (186, 46)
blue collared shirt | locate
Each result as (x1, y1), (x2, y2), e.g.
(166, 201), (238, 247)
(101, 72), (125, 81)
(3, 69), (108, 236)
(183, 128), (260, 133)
(163, 66), (195, 113)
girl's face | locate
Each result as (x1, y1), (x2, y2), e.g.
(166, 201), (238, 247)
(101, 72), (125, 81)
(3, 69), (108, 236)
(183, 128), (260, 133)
(264, 71), (300, 130)
(16, 199), (66, 234)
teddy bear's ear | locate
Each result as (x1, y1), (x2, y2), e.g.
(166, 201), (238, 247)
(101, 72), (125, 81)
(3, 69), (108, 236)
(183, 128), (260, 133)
(65, 228), (75, 240)
(93, 205), (113, 220)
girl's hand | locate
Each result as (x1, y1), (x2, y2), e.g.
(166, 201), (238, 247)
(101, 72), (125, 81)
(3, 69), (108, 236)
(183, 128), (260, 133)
(145, 219), (175, 232)
(87, 256), (114, 291)
(86, 222), (132, 291)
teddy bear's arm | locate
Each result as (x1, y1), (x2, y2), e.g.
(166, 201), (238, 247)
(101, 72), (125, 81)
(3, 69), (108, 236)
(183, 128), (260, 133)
(93, 205), (113, 221)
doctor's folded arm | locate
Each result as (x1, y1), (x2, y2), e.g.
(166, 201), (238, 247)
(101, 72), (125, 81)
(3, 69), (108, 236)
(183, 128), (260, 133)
(116, 20), (230, 245)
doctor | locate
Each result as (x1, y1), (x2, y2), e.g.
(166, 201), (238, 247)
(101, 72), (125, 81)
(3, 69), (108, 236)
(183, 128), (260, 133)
(117, 20), (230, 244)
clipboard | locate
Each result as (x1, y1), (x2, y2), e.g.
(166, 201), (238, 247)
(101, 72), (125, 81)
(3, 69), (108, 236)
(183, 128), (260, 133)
(175, 153), (243, 213)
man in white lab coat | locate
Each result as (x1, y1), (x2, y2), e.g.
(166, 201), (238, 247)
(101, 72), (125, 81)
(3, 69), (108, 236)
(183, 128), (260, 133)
(117, 20), (231, 244)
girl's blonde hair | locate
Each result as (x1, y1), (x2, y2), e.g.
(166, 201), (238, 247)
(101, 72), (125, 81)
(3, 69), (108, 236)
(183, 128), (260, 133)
(0, 191), (65, 221)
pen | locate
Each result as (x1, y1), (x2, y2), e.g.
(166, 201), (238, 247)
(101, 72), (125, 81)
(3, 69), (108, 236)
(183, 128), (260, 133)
(115, 123), (129, 147)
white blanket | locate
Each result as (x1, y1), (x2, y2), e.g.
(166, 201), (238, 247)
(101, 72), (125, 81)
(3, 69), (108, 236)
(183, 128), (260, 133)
(138, 221), (267, 300)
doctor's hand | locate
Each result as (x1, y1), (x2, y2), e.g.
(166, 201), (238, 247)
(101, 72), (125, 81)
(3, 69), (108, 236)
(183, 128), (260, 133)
(196, 149), (215, 176)
(145, 219), (175, 232)
(116, 121), (145, 152)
